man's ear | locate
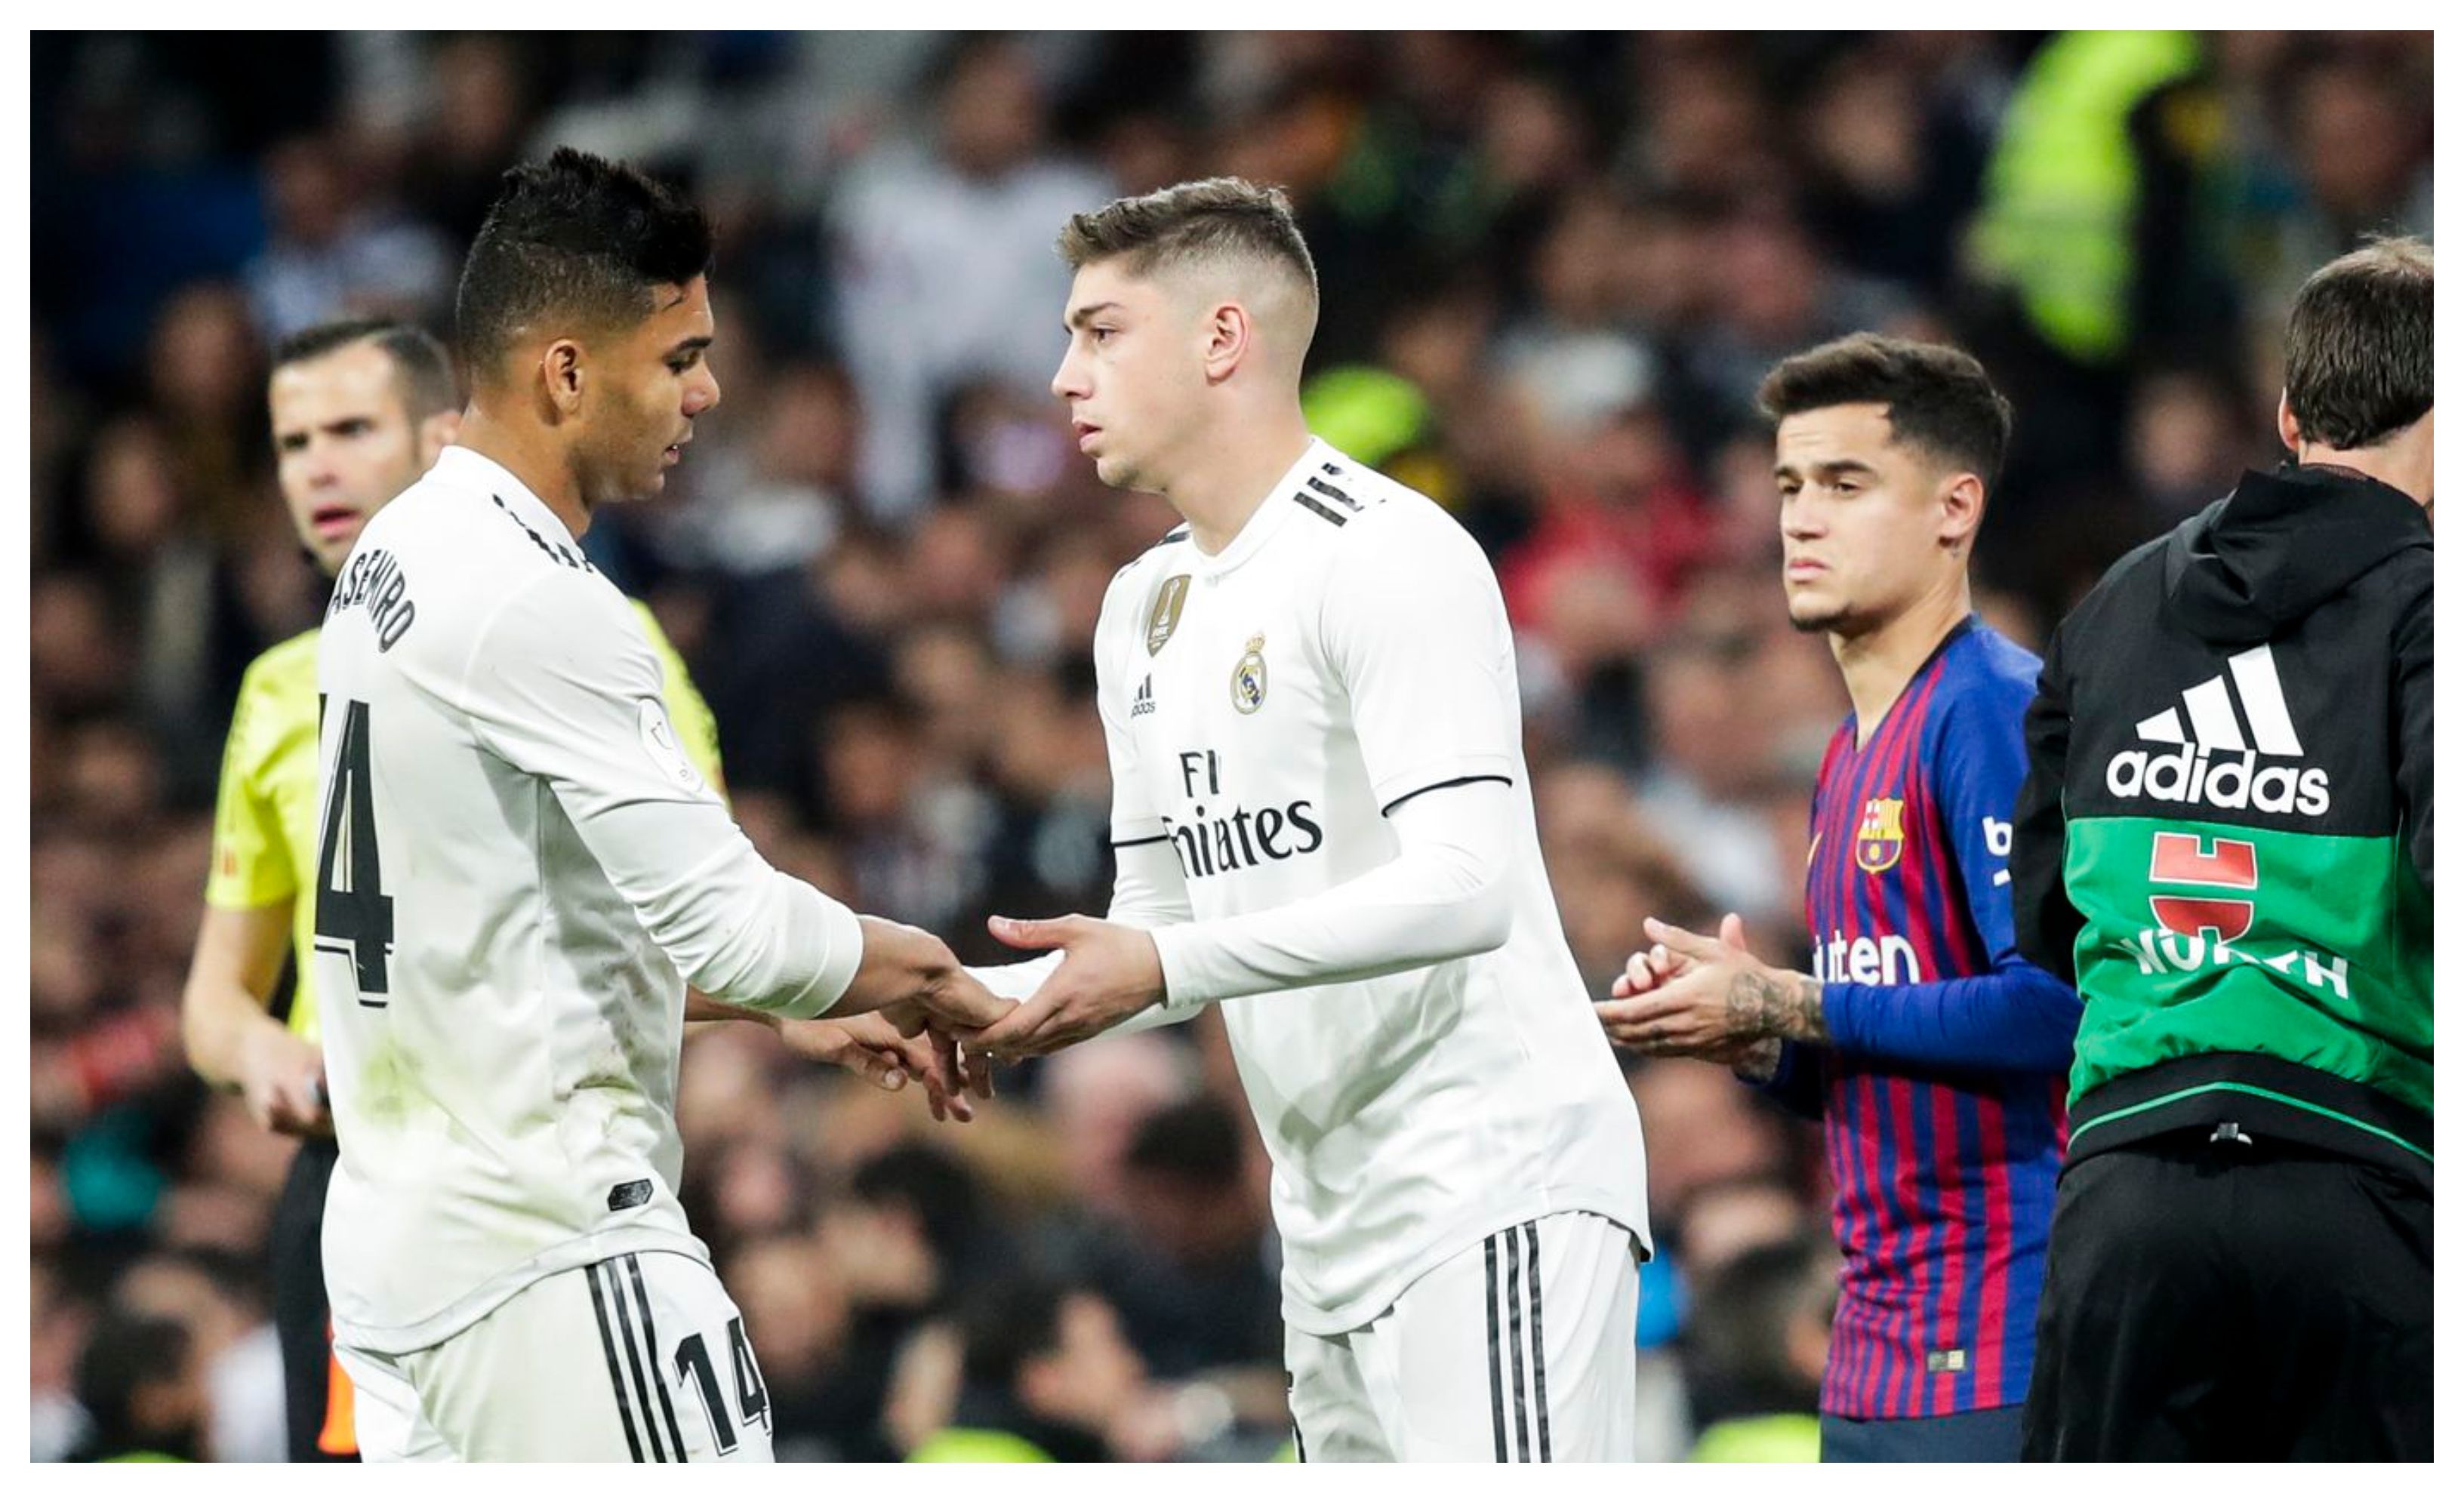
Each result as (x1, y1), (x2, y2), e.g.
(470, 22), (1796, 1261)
(2277, 389), (2302, 454)
(1939, 470), (1985, 555)
(1200, 301), (1254, 385)
(543, 339), (587, 417)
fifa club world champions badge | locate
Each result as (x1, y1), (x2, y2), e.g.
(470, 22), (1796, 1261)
(1147, 574), (1190, 656)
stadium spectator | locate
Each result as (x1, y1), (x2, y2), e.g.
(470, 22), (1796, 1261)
(830, 35), (1114, 519)
(1683, 1233), (1834, 1463)
(242, 134), (455, 341)
(71, 1311), (211, 1463)
(910, 1276), (1153, 1461)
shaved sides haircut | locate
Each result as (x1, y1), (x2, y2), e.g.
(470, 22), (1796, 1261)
(1059, 177), (1320, 343)
(455, 146), (714, 380)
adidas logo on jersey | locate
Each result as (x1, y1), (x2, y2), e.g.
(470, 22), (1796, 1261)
(1131, 675), (1156, 719)
(2104, 645), (2330, 817)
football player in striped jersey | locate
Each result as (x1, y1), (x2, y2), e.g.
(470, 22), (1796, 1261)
(1597, 334), (2079, 1461)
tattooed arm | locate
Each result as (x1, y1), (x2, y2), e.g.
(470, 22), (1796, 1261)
(1726, 964), (1828, 1043)
(1596, 915), (1823, 1061)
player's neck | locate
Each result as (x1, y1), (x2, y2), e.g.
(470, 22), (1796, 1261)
(453, 409), (591, 538)
(1164, 413), (1314, 556)
(2295, 424), (2432, 510)
(1831, 577), (1972, 747)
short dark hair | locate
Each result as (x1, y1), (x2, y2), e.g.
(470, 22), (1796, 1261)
(1756, 332), (2014, 488)
(1688, 1233), (1836, 1405)
(1123, 1097), (1243, 1185)
(2284, 236), (2433, 450)
(1058, 176), (1317, 306)
(454, 146), (713, 377)
(953, 1274), (1093, 1392)
(75, 1310), (196, 1458)
(270, 317), (460, 421)
(849, 1141), (984, 1261)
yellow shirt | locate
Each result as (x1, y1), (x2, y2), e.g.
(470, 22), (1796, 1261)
(205, 602), (723, 1043)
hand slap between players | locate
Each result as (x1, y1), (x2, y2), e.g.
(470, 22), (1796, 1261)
(969, 914), (1166, 1060)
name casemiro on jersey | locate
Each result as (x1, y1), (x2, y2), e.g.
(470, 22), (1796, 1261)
(329, 546), (421, 651)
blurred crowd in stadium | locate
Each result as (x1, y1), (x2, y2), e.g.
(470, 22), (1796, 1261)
(28, 30), (2431, 1461)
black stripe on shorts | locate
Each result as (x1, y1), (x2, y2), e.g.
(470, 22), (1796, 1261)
(603, 1259), (670, 1460)
(1484, 1233), (1508, 1461)
(585, 1262), (648, 1461)
(624, 1255), (691, 1460)
(1524, 1220), (1552, 1461)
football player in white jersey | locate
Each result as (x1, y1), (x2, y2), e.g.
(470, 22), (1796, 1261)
(965, 178), (1652, 1461)
(311, 149), (1010, 1462)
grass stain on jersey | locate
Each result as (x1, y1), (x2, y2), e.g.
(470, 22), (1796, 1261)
(354, 1036), (425, 1128)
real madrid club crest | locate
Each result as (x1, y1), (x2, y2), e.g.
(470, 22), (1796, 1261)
(1855, 797), (1905, 873)
(1147, 574), (1190, 657)
(1231, 634), (1268, 714)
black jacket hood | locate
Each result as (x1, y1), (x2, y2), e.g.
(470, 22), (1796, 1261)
(2163, 462), (2432, 645)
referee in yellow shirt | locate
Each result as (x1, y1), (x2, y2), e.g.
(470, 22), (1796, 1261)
(179, 319), (727, 1460)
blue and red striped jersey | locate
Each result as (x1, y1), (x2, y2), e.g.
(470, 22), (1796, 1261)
(1797, 616), (2072, 1421)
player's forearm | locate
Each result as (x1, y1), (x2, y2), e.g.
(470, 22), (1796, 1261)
(603, 814), (865, 1020)
(1820, 961), (2082, 1073)
(683, 988), (777, 1028)
(1152, 876), (1507, 1005)
(1149, 789), (1511, 1007)
(966, 839), (1194, 1005)
(1727, 967), (1829, 1043)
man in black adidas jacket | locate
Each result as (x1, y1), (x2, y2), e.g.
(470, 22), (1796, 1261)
(2010, 239), (2432, 1461)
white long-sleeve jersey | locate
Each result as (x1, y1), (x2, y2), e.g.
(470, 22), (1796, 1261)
(1056, 439), (1652, 1334)
(311, 448), (864, 1355)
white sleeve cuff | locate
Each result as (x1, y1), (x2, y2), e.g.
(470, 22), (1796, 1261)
(964, 951), (1061, 1005)
(756, 886), (866, 1020)
(1152, 922), (1218, 1012)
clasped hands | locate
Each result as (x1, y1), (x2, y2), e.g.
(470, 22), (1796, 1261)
(831, 912), (1166, 1111)
(968, 913), (1167, 1059)
(1592, 913), (1825, 1073)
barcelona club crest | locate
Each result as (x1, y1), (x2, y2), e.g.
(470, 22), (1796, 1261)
(1231, 634), (1268, 714)
(1855, 797), (1906, 873)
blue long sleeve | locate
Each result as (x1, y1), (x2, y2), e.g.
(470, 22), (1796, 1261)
(1821, 682), (2081, 1074)
(1822, 961), (2080, 1072)
(1747, 1038), (1827, 1119)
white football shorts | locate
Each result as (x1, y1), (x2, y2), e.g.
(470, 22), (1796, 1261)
(1286, 1209), (1643, 1461)
(337, 1249), (773, 1463)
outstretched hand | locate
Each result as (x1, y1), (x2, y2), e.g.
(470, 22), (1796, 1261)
(1595, 913), (1803, 1069)
(969, 914), (1166, 1060)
